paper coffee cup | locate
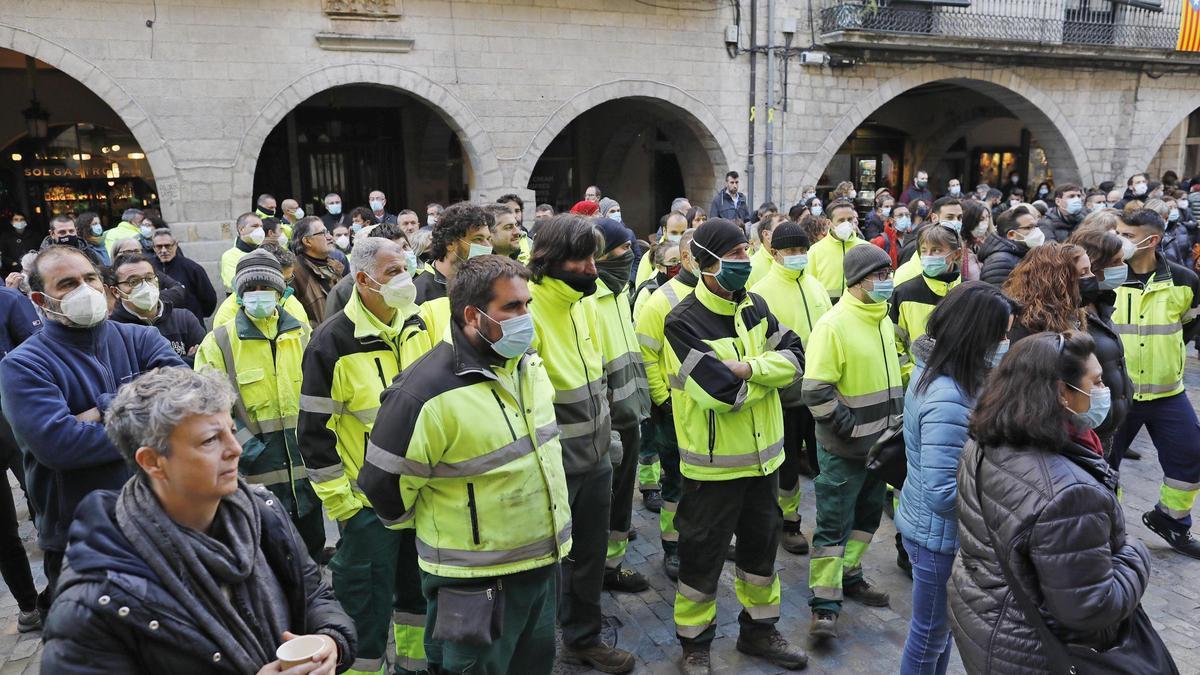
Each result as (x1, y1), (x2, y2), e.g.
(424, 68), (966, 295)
(276, 635), (326, 668)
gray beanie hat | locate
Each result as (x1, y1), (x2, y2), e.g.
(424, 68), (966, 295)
(234, 248), (286, 296)
(843, 244), (893, 288)
(598, 197), (620, 219)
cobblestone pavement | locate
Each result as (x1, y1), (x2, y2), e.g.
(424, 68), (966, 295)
(4, 359), (1200, 674)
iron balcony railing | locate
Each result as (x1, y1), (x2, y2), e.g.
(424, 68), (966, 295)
(818, 0), (1181, 51)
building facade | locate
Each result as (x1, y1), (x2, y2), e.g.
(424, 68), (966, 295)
(2, 0), (1199, 278)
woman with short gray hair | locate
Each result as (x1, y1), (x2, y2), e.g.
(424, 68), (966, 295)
(40, 366), (356, 675)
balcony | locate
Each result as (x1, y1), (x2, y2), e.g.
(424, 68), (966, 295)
(816, 0), (1192, 66)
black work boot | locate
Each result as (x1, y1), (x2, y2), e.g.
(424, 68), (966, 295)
(844, 578), (890, 607)
(1143, 509), (1200, 559)
(663, 551), (680, 580)
(736, 627), (809, 670)
(641, 489), (663, 513)
(603, 566), (649, 593)
(679, 645), (711, 675)
(808, 609), (838, 642)
(561, 642), (635, 674)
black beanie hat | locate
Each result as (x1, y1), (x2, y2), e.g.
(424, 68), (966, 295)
(770, 223), (810, 251)
(690, 218), (747, 268)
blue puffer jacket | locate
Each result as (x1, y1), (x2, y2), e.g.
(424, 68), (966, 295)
(895, 336), (975, 555)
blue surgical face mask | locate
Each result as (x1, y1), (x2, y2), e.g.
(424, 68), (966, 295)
(1169, 208), (1180, 222)
(468, 243), (493, 258)
(91, 223), (104, 236)
(864, 278), (894, 303)
(406, 251), (419, 273)
(781, 254), (808, 272)
(949, 186), (961, 196)
(810, 205), (824, 217)
(1066, 197), (1084, 215)
(986, 339), (1009, 369)
(327, 202), (342, 216)
(609, 211), (623, 223)
(920, 254), (950, 277)
(478, 309), (535, 359)
(1099, 264), (1128, 290)
(241, 290), (278, 319)
(350, 222), (362, 233)
(894, 216), (913, 232)
(939, 219), (962, 235)
(1066, 383), (1111, 430)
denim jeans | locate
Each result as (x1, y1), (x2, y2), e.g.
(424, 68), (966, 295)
(901, 537), (955, 675)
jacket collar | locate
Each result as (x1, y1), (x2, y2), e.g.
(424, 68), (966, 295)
(674, 267), (698, 288)
(533, 276), (585, 308)
(233, 305), (303, 340)
(41, 316), (108, 348)
(768, 259), (805, 283)
(839, 288), (889, 321)
(922, 271), (960, 294)
(344, 286), (409, 341)
(234, 237), (257, 253)
(695, 277), (742, 316)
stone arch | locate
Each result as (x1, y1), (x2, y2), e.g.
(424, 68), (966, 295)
(909, 111), (1018, 176)
(230, 63), (502, 216)
(800, 65), (1093, 196)
(508, 79), (738, 204)
(1129, 92), (1200, 178)
(0, 22), (181, 219)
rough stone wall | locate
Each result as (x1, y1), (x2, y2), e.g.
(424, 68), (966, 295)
(3, 1), (1196, 284)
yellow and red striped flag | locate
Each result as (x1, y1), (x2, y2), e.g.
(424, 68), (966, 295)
(1179, 0), (1200, 51)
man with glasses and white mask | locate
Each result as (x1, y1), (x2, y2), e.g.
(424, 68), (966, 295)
(107, 252), (206, 366)
(0, 245), (183, 617)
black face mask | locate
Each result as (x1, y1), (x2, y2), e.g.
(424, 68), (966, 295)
(595, 251), (634, 293)
(1079, 275), (1101, 307)
(56, 235), (82, 248)
(548, 267), (598, 297)
(259, 207), (275, 218)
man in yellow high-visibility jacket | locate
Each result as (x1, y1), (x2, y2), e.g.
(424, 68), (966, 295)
(1114, 208), (1200, 559)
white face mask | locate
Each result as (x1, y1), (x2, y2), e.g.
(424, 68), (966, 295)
(126, 281), (160, 312)
(427, 216), (438, 227)
(1018, 227), (1046, 248)
(293, 208), (305, 220)
(833, 221), (854, 241)
(972, 222), (989, 239)
(247, 227), (265, 245)
(367, 271), (417, 309)
(335, 235), (351, 250)
(139, 225), (154, 239)
(43, 284), (108, 328)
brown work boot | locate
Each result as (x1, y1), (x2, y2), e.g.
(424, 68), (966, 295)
(781, 524), (810, 555)
(844, 578), (890, 607)
(736, 627), (809, 670)
(808, 609), (838, 642)
(561, 642), (635, 674)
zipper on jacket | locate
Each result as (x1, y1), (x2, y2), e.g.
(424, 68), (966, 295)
(491, 390), (519, 442)
(797, 282), (814, 334)
(466, 482), (481, 545)
(373, 357), (389, 390)
(708, 411), (716, 462)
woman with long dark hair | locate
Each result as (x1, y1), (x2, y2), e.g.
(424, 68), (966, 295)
(1065, 227), (1134, 463)
(950, 332), (1176, 674)
(894, 282), (1014, 675)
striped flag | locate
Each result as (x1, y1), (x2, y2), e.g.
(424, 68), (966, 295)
(1180, 0), (1200, 51)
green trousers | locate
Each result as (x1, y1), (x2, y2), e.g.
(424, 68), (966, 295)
(422, 563), (559, 675)
(330, 509), (427, 675)
(808, 446), (886, 614)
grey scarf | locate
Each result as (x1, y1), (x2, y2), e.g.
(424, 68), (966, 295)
(115, 477), (286, 672)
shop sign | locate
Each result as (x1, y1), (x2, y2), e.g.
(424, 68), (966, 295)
(23, 166), (108, 179)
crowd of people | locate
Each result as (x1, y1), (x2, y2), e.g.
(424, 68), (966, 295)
(0, 167), (1194, 674)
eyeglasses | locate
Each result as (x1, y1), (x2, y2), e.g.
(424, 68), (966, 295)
(115, 275), (158, 292)
(153, 243), (176, 252)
